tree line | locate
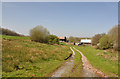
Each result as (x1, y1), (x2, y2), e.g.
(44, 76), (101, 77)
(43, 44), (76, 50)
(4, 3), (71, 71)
(1, 25), (119, 49)
(92, 25), (119, 51)
(68, 36), (91, 43)
(0, 28), (21, 36)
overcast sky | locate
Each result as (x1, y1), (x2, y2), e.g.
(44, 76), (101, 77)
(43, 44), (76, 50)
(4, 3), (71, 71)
(2, 2), (118, 37)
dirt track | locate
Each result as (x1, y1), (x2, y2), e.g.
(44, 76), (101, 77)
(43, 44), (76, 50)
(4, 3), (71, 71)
(50, 47), (106, 77)
(73, 47), (107, 77)
(51, 47), (75, 77)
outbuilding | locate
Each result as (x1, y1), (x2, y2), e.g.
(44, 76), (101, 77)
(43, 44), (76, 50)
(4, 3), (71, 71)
(59, 37), (67, 42)
(80, 39), (91, 45)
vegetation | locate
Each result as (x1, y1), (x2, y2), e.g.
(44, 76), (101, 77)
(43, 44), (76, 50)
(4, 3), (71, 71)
(0, 28), (21, 36)
(75, 46), (118, 77)
(92, 25), (119, 51)
(69, 36), (81, 43)
(70, 47), (82, 77)
(62, 47), (82, 77)
(108, 25), (119, 51)
(2, 35), (72, 77)
(2, 35), (29, 40)
(30, 25), (50, 43)
(48, 35), (59, 45)
(59, 42), (67, 46)
(99, 34), (112, 50)
(2, 25), (119, 77)
(92, 34), (102, 45)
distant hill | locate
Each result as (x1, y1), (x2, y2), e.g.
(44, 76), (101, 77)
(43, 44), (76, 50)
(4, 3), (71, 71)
(80, 38), (91, 39)
(0, 27), (24, 36)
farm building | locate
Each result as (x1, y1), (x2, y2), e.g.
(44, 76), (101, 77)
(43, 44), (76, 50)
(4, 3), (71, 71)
(59, 37), (67, 42)
(80, 39), (92, 45)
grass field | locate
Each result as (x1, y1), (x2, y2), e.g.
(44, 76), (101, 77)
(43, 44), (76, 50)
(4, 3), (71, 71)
(2, 35), (72, 77)
(75, 45), (118, 77)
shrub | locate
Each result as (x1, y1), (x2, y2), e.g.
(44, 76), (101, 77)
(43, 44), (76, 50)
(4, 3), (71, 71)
(92, 34), (102, 45)
(108, 25), (119, 51)
(99, 35), (112, 49)
(30, 25), (50, 43)
(53, 38), (59, 44)
(48, 35), (59, 44)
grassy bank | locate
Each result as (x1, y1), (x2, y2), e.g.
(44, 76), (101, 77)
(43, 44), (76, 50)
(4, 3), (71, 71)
(75, 45), (118, 77)
(2, 35), (72, 77)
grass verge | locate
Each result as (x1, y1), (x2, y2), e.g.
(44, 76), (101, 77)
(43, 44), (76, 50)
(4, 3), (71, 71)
(75, 45), (118, 77)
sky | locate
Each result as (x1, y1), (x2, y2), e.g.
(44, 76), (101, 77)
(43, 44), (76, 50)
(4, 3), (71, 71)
(2, 2), (118, 37)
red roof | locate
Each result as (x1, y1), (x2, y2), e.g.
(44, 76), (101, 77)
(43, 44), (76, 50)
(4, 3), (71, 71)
(59, 37), (65, 39)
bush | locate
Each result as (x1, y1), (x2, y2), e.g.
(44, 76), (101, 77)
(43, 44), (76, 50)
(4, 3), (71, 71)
(30, 25), (50, 43)
(108, 25), (119, 51)
(48, 35), (59, 44)
(92, 34), (102, 45)
(99, 35), (112, 49)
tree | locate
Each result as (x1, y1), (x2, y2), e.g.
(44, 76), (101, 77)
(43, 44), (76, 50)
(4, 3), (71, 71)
(92, 34), (102, 45)
(108, 25), (119, 51)
(48, 35), (59, 44)
(69, 36), (75, 43)
(53, 38), (59, 44)
(74, 37), (81, 42)
(0, 27), (20, 36)
(30, 25), (50, 43)
(69, 36), (81, 43)
(99, 34), (112, 49)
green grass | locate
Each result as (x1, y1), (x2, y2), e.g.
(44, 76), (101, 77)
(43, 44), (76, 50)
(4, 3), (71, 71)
(2, 35), (72, 77)
(75, 45), (118, 77)
(70, 47), (83, 77)
(1, 35), (30, 40)
(62, 47), (83, 77)
(59, 42), (67, 46)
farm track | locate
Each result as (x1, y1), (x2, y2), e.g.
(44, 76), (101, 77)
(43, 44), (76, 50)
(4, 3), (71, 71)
(73, 47), (107, 77)
(50, 47), (75, 77)
(51, 47), (101, 77)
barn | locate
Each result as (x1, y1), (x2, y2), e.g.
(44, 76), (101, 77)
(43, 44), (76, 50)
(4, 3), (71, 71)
(59, 37), (67, 42)
(80, 39), (91, 45)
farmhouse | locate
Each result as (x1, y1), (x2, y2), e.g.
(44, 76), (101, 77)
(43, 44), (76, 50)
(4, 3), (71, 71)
(80, 39), (91, 45)
(59, 37), (67, 42)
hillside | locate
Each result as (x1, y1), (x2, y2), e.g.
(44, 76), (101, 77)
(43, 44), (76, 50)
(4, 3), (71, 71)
(2, 35), (72, 77)
(0, 28), (24, 36)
